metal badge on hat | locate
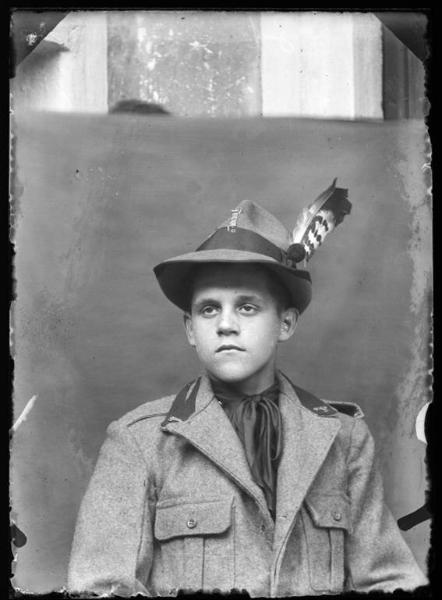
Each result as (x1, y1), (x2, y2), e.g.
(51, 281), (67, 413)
(285, 178), (352, 268)
(227, 208), (242, 233)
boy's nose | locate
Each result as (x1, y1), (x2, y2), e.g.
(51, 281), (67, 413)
(217, 309), (239, 335)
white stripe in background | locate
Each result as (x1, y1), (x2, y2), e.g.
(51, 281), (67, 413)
(12, 395), (37, 432)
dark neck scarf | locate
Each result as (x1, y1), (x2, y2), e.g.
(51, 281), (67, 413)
(211, 379), (282, 518)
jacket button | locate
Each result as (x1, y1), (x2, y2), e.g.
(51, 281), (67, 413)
(186, 518), (197, 529)
(333, 511), (342, 522)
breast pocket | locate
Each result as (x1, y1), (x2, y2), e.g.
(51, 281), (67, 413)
(302, 492), (351, 593)
(154, 497), (234, 593)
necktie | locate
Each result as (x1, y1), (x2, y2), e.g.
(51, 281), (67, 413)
(211, 380), (282, 518)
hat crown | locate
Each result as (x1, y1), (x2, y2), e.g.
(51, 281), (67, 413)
(218, 200), (291, 251)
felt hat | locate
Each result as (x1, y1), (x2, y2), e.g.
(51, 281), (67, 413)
(153, 199), (313, 314)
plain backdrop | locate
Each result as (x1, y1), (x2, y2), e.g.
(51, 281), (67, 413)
(12, 112), (431, 592)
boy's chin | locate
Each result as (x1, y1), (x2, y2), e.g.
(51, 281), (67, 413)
(206, 365), (274, 386)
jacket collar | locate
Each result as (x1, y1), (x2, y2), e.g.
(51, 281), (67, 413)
(161, 372), (341, 535)
(161, 374), (273, 525)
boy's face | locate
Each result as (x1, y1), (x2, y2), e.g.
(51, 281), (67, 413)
(184, 264), (298, 395)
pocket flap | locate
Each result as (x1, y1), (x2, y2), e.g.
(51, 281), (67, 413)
(154, 498), (233, 541)
(305, 493), (351, 532)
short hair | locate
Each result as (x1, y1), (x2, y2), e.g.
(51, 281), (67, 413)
(185, 263), (295, 316)
(264, 268), (295, 314)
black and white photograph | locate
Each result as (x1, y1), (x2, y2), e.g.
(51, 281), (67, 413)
(10, 9), (432, 596)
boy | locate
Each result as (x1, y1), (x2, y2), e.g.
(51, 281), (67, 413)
(68, 190), (427, 596)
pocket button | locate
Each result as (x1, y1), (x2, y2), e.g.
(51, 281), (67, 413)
(186, 518), (197, 529)
(332, 511), (342, 522)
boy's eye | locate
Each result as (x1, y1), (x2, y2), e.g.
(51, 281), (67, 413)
(200, 305), (218, 316)
(239, 304), (258, 314)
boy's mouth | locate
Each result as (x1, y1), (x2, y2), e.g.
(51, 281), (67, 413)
(216, 344), (245, 353)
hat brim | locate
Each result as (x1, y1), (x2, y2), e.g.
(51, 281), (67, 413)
(153, 248), (312, 314)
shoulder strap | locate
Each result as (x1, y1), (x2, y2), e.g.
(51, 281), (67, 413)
(281, 373), (363, 418)
(281, 373), (338, 417)
(328, 400), (364, 418)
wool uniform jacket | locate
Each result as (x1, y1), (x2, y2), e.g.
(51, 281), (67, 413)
(68, 372), (427, 597)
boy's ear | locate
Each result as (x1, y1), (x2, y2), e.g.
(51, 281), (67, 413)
(278, 308), (299, 342)
(183, 312), (196, 347)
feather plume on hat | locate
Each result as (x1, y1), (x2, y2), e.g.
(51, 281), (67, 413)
(286, 178), (352, 265)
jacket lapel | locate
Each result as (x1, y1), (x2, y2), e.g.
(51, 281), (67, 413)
(161, 375), (273, 527)
(273, 373), (342, 553)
